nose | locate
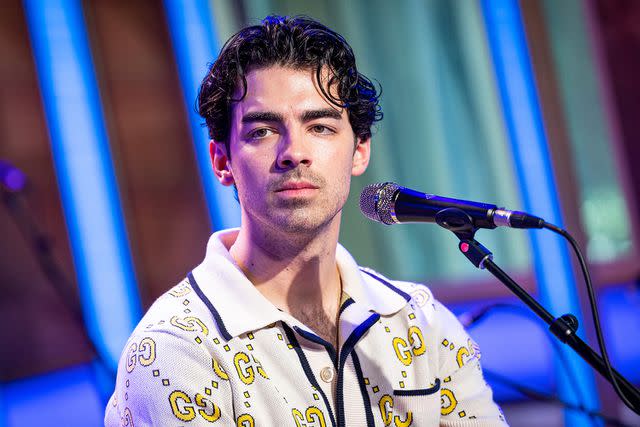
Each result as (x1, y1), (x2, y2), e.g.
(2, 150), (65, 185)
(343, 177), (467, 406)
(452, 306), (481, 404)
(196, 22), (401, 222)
(276, 130), (312, 169)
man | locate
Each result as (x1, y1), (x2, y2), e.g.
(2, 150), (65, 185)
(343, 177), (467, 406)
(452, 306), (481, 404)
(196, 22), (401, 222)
(105, 15), (507, 426)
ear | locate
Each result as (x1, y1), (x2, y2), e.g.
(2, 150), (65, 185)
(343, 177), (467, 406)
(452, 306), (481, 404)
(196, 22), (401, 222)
(351, 137), (371, 176)
(210, 140), (235, 186)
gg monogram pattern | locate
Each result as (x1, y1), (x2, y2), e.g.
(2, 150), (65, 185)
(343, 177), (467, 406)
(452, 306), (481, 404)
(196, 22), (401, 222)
(105, 229), (507, 426)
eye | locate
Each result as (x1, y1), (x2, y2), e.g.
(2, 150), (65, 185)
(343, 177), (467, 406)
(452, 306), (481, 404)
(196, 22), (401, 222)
(310, 124), (335, 135)
(247, 128), (275, 140)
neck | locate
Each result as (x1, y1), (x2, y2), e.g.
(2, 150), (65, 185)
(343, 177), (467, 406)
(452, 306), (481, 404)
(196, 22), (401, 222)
(229, 215), (342, 317)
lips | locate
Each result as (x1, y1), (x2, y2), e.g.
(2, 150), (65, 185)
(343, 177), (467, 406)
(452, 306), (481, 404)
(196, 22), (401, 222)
(274, 181), (319, 192)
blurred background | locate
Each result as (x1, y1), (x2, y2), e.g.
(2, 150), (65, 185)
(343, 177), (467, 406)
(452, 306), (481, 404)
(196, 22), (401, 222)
(1, 0), (639, 426)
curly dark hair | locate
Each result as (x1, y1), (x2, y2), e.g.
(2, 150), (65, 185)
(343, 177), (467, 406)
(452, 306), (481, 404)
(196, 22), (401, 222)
(197, 15), (382, 155)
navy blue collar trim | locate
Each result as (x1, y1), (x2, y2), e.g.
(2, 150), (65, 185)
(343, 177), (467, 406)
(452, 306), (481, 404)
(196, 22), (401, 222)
(282, 323), (337, 427)
(351, 351), (375, 426)
(188, 271), (233, 341)
(339, 298), (355, 316)
(336, 312), (380, 427)
(293, 326), (338, 367)
(360, 269), (411, 302)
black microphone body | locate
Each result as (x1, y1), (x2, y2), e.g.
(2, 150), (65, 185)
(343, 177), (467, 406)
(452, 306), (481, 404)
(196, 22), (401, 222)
(394, 187), (498, 229)
(360, 182), (544, 230)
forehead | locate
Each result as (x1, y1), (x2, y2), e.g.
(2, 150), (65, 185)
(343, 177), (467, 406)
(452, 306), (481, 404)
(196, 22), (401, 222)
(231, 66), (345, 119)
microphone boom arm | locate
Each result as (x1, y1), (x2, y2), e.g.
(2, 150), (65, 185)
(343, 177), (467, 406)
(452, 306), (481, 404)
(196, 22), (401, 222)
(437, 208), (640, 413)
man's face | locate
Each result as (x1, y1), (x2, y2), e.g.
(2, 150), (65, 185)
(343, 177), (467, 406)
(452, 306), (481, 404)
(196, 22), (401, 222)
(211, 65), (370, 235)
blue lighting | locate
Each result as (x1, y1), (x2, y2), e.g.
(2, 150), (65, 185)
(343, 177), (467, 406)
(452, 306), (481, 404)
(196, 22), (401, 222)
(0, 385), (5, 427)
(164, 0), (240, 230)
(2, 363), (104, 427)
(480, 0), (600, 425)
(24, 0), (142, 371)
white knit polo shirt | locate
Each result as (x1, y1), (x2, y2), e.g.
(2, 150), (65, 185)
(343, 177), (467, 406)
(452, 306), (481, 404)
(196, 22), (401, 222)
(105, 229), (507, 426)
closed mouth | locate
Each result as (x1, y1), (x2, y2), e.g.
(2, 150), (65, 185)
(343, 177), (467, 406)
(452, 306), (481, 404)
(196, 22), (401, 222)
(274, 182), (319, 192)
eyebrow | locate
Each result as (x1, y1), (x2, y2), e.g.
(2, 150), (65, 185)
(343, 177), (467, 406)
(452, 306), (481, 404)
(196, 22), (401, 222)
(241, 108), (343, 125)
(241, 111), (284, 124)
(300, 108), (342, 122)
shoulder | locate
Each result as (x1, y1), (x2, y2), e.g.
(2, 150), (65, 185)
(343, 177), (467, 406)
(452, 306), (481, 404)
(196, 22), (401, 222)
(114, 275), (228, 384)
(116, 279), (204, 369)
(358, 267), (468, 333)
(134, 277), (212, 330)
(123, 275), (221, 352)
(359, 267), (437, 312)
(106, 278), (233, 426)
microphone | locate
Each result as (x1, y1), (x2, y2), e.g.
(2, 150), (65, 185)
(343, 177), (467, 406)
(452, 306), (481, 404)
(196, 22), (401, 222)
(359, 182), (544, 229)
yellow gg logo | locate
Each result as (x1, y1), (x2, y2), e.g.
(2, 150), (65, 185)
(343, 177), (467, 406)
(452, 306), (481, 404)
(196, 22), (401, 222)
(237, 413), (255, 427)
(213, 358), (229, 380)
(456, 338), (477, 368)
(392, 326), (426, 366)
(168, 281), (191, 297)
(456, 347), (470, 368)
(169, 390), (221, 422)
(378, 395), (413, 427)
(170, 316), (209, 336)
(292, 406), (326, 427)
(125, 337), (156, 373)
(121, 407), (134, 427)
(233, 352), (268, 385)
(440, 388), (458, 415)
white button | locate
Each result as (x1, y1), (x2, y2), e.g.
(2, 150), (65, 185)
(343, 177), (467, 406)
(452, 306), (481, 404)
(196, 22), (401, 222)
(319, 366), (335, 383)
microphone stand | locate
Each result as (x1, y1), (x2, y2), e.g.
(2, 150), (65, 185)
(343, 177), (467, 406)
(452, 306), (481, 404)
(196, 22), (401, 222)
(2, 184), (116, 379)
(434, 208), (640, 411)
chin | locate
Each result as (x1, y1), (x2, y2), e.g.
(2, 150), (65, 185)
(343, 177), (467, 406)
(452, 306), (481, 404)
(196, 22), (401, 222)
(277, 211), (339, 235)
(276, 218), (322, 234)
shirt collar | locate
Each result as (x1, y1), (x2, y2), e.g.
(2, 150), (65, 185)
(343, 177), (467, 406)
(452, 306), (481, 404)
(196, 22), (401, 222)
(191, 228), (409, 339)
(335, 244), (410, 315)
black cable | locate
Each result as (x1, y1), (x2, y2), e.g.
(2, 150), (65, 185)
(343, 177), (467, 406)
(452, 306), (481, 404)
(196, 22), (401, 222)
(483, 368), (635, 427)
(543, 222), (639, 414)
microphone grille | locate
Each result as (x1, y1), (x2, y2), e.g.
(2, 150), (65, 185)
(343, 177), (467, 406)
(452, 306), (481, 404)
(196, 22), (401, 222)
(359, 182), (400, 225)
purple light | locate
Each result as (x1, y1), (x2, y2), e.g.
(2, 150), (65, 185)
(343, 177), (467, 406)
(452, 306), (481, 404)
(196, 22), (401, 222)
(0, 160), (27, 192)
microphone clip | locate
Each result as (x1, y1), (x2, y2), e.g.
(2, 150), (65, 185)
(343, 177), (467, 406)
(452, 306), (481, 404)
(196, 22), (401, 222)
(435, 207), (478, 239)
(435, 207), (493, 269)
